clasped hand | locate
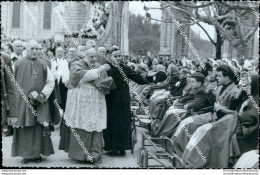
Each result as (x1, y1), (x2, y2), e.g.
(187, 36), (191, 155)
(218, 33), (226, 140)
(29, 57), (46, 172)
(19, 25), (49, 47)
(98, 64), (111, 74)
(214, 102), (226, 112)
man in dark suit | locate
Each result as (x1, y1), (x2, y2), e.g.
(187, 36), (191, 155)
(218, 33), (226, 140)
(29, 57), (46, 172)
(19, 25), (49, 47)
(1, 52), (18, 136)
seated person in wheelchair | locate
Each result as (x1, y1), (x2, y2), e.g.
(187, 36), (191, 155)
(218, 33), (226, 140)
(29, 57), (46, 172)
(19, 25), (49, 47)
(146, 67), (191, 120)
(150, 72), (213, 139)
(140, 64), (180, 105)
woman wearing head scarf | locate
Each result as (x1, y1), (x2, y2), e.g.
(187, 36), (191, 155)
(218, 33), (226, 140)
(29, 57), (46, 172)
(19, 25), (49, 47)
(154, 64), (167, 84)
(146, 64), (181, 120)
(229, 58), (242, 74)
(59, 48), (111, 164)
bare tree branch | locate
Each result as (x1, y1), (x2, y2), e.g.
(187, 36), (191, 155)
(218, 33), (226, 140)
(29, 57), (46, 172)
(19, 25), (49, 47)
(214, 13), (233, 20)
(178, 1), (216, 8)
(160, 1), (196, 18)
(243, 19), (259, 42)
(196, 22), (216, 45)
(218, 1), (259, 10)
(180, 20), (200, 26)
(235, 12), (244, 41)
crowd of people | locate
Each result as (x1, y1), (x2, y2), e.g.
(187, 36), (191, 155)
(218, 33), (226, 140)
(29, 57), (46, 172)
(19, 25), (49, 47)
(128, 51), (259, 168)
(1, 38), (259, 168)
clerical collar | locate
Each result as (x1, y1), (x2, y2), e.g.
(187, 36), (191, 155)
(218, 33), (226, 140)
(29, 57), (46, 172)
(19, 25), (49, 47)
(27, 56), (37, 61)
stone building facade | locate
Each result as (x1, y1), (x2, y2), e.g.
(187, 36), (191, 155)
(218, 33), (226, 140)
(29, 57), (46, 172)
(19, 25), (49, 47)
(1, 1), (129, 54)
(159, 4), (191, 58)
(1, 1), (90, 40)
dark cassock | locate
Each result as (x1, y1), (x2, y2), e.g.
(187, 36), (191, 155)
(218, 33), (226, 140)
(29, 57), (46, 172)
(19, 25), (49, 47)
(103, 51), (152, 154)
(1, 52), (18, 130)
(11, 49), (55, 163)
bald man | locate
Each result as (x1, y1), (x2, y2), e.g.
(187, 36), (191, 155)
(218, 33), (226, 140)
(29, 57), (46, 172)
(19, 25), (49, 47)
(11, 40), (24, 70)
(11, 40), (55, 164)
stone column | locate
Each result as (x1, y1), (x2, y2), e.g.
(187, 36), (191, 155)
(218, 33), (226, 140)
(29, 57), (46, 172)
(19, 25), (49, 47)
(159, 9), (172, 56)
(120, 2), (129, 55)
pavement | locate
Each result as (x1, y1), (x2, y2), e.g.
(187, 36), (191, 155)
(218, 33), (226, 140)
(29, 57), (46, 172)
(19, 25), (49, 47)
(2, 125), (145, 168)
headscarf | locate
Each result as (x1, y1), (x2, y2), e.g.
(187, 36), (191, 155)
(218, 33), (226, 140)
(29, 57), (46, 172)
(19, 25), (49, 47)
(157, 64), (166, 73)
(168, 64), (179, 76)
(230, 58), (242, 71)
(243, 59), (252, 70)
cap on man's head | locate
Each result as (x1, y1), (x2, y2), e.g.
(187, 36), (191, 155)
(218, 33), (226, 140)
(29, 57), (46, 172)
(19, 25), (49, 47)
(112, 50), (121, 56)
(84, 48), (96, 58)
(110, 45), (119, 54)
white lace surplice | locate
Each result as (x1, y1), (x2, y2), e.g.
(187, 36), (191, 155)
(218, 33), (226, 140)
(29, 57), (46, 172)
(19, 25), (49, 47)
(65, 69), (107, 132)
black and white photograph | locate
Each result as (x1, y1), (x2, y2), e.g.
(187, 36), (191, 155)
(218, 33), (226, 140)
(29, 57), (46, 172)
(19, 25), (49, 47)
(0, 1), (259, 173)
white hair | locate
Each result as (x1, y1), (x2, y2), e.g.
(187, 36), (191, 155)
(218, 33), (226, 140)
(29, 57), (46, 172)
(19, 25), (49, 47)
(26, 40), (38, 49)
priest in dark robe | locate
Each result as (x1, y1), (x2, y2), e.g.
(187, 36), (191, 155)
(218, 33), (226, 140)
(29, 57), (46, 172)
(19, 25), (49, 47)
(11, 40), (55, 164)
(1, 52), (18, 136)
(103, 49), (153, 156)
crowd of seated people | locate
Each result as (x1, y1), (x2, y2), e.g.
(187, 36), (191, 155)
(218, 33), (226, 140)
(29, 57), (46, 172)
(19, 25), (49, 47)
(126, 55), (258, 168)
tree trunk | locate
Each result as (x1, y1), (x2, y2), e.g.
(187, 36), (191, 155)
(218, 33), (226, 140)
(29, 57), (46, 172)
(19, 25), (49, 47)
(215, 30), (223, 60)
(234, 43), (247, 64)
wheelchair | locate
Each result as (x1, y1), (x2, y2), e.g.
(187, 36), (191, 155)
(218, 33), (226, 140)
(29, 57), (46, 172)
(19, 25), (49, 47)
(135, 100), (214, 168)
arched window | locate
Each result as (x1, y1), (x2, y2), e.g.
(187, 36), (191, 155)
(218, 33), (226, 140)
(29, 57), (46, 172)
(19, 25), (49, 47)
(12, 2), (20, 28)
(43, 2), (52, 29)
